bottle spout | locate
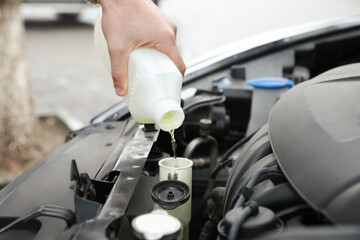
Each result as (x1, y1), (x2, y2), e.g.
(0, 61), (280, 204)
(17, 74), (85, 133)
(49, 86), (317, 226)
(154, 98), (184, 131)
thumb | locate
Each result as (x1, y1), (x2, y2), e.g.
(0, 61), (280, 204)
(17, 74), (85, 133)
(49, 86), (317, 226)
(108, 46), (131, 96)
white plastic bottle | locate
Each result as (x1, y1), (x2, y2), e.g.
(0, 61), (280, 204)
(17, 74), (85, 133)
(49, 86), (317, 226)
(94, 8), (184, 131)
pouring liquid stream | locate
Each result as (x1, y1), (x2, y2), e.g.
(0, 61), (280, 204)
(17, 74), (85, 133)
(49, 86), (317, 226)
(170, 129), (178, 168)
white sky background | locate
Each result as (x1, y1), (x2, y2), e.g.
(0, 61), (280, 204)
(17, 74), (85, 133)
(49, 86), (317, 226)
(160, 0), (360, 62)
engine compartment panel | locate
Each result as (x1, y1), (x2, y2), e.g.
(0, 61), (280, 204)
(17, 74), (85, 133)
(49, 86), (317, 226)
(269, 63), (360, 223)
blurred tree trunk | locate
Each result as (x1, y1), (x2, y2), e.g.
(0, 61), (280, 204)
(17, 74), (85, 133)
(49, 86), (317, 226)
(0, 0), (42, 172)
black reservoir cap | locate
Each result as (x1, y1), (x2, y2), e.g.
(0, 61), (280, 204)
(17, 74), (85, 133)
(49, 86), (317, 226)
(151, 180), (190, 210)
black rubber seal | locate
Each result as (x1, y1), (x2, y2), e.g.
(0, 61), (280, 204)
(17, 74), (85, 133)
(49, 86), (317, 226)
(151, 180), (190, 210)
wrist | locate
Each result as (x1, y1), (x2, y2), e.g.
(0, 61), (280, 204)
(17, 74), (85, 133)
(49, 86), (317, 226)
(99, 0), (124, 10)
(86, 0), (100, 5)
(87, 0), (121, 6)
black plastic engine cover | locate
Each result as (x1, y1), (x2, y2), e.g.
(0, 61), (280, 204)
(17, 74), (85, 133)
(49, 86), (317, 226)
(268, 63), (360, 224)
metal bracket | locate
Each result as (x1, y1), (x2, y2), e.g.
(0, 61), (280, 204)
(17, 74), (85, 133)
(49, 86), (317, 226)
(71, 159), (96, 201)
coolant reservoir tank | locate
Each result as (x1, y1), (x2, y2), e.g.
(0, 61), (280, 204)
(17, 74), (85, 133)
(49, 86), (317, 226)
(153, 157), (193, 240)
(157, 157), (193, 225)
(94, 8), (184, 131)
(246, 78), (293, 135)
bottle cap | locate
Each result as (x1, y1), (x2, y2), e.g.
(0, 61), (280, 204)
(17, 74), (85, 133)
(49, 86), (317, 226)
(132, 209), (181, 240)
(154, 98), (184, 132)
(247, 78), (293, 89)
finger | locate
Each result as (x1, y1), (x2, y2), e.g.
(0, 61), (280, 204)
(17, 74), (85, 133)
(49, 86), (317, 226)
(155, 36), (186, 76)
(170, 46), (186, 76)
(108, 44), (131, 96)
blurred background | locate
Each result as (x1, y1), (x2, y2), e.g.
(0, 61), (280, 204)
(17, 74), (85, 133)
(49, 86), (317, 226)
(23, 0), (360, 130)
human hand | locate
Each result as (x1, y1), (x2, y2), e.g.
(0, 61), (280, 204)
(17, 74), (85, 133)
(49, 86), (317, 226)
(100, 0), (186, 96)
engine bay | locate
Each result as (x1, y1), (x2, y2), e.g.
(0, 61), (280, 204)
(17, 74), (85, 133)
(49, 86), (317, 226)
(0, 16), (360, 240)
